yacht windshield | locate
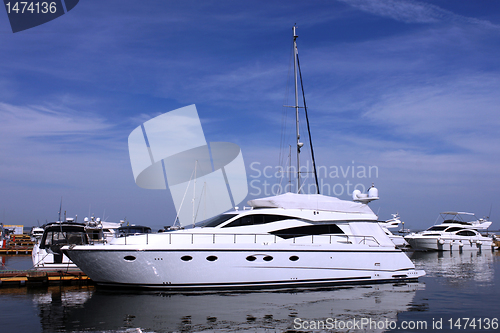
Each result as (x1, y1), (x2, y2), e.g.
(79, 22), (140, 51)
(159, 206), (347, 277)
(201, 214), (238, 227)
(40, 226), (88, 249)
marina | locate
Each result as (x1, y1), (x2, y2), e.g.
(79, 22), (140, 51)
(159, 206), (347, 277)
(1, 250), (499, 332)
(2, 1), (500, 332)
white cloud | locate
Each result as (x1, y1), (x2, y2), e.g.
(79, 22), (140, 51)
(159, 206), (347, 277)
(363, 73), (500, 145)
(338, 0), (500, 29)
(0, 102), (127, 184)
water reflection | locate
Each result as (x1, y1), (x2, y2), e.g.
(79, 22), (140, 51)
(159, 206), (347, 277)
(389, 250), (500, 332)
(32, 286), (94, 332)
(31, 283), (423, 332)
(410, 249), (498, 287)
(0, 254), (32, 271)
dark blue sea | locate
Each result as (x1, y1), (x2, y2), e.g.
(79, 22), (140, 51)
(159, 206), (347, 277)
(1, 250), (499, 332)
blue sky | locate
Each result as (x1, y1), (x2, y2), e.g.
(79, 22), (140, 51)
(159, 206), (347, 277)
(1, 0), (499, 231)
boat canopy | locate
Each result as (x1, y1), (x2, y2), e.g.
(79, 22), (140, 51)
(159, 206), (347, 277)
(247, 193), (374, 215)
(440, 212), (475, 216)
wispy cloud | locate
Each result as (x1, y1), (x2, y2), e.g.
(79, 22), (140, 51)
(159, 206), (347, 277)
(0, 102), (127, 183)
(338, 0), (500, 29)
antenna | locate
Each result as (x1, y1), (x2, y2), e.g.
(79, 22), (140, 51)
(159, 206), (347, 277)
(58, 197), (63, 222)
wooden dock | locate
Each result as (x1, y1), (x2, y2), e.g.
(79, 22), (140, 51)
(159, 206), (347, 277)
(0, 247), (32, 254)
(0, 270), (92, 288)
(1, 234), (34, 254)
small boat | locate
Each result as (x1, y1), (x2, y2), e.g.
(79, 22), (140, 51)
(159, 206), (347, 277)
(63, 26), (425, 290)
(404, 212), (494, 251)
(32, 217), (122, 270)
(30, 226), (44, 241)
(0, 224), (6, 249)
(378, 214), (408, 248)
(32, 219), (89, 270)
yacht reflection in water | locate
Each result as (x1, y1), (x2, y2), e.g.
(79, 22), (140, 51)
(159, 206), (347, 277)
(32, 283), (423, 332)
(410, 249), (497, 286)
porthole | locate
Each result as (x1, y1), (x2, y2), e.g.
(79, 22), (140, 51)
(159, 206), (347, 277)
(181, 255), (193, 261)
(263, 255), (273, 262)
(246, 255), (257, 262)
(289, 255), (299, 261)
(124, 255), (136, 261)
(206, 255), (218, 262)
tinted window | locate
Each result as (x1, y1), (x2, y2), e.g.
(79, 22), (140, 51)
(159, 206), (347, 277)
(271, 224), (344, 239)
(118, 226), (152, 237)
(445, 227), (463, 232)
(202, 214), (238, 227)
(456, 230), (476, 236)
(40, 226), (88, 249)
(427, 226), (448, 231)
(223, 214), (293, 228)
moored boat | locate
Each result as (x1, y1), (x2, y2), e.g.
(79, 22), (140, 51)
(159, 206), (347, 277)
(32, 220), (89, 270)
(63, 26), (424, 290)
(64, 192), (424, 289)
(32, 217), (122, 270)
(378, 214), (409, 248)
(404, 212), (494, 251)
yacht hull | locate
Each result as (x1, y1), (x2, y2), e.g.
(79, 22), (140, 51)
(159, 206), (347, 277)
(405, 236), (493, 251)
(65, 243), (424, 290)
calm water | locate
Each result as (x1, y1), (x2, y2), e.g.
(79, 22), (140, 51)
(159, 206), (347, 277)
(1, 250), (499, 333)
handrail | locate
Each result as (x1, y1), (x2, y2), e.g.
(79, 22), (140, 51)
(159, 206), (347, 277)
(116, 232), (383, 247)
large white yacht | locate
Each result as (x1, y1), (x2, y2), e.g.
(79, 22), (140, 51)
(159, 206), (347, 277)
(64, 192), (424, 289)
(404, 212), (494, 251)
(63, 26), (425, 289)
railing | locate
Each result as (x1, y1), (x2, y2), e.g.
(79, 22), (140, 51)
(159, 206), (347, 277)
(116, 232), (381, 247)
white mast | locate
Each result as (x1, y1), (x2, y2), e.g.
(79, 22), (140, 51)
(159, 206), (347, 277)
(293, 26), (303, 193)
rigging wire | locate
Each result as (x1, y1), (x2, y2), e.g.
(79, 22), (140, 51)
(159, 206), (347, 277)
(277, 38), (296, 193)
(297, 53), (320, 194)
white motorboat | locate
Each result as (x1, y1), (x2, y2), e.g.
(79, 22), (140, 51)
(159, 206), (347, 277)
(404, 212), (494, 251)
(32, 220), (89, 270)
(63, 26), (424, 290)
(30, 226), (44, 241)
(64, 191), (424, 289)
(32, 217), (122, 270)
(0, 224), (6, 249)
(378, 214), (408, 248)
